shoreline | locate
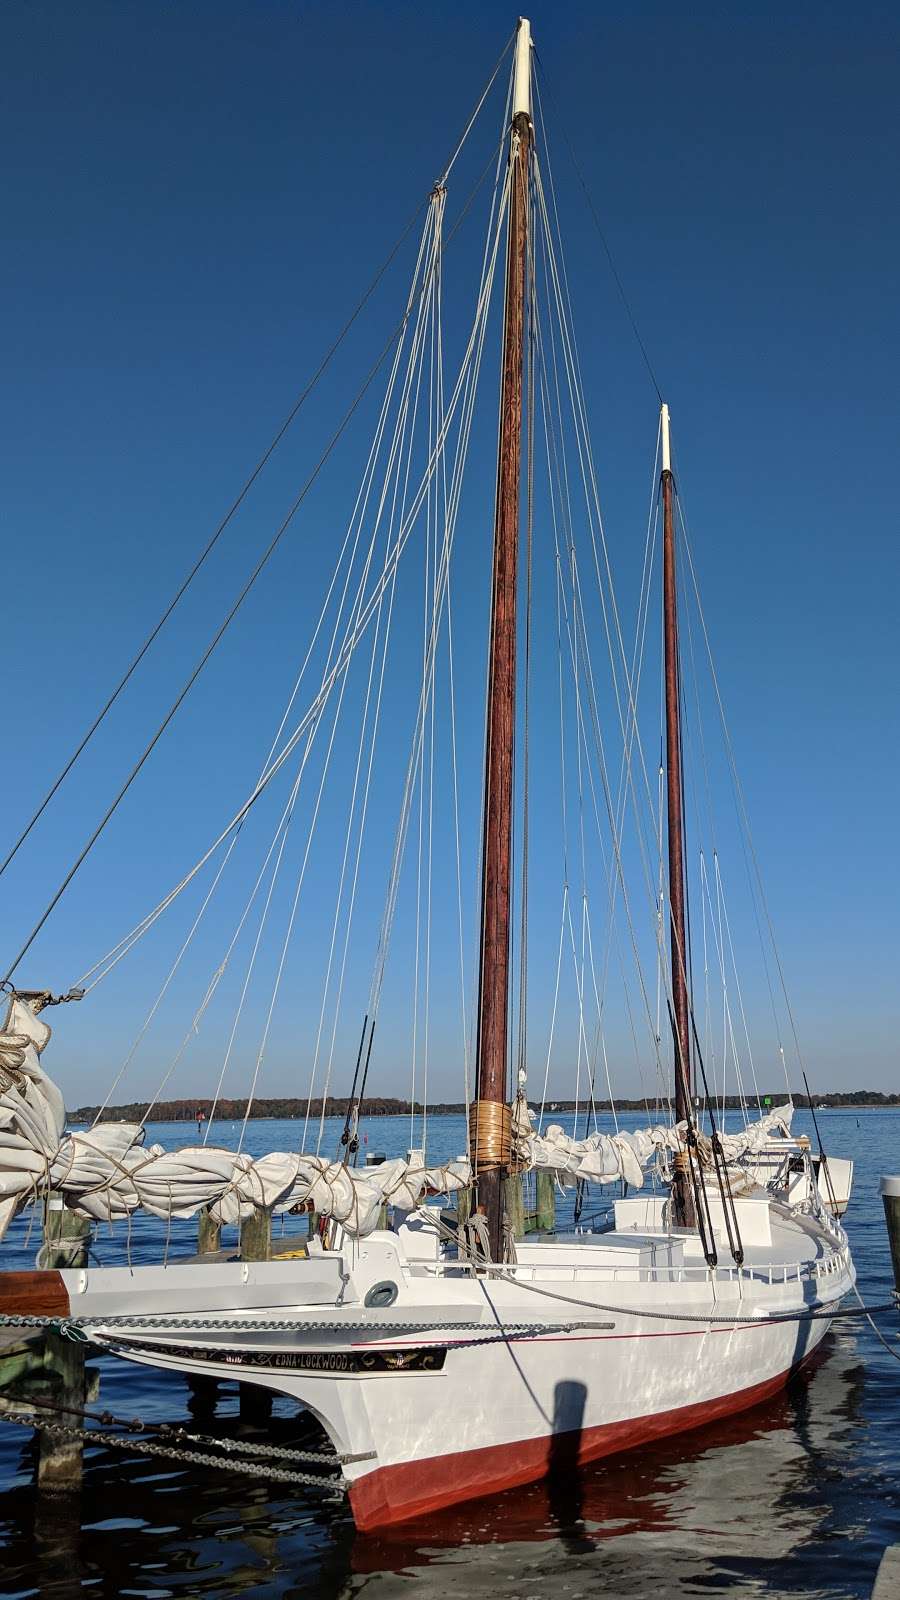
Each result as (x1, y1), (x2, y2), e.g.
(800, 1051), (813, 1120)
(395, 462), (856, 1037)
(67, 1100), (900, 1127)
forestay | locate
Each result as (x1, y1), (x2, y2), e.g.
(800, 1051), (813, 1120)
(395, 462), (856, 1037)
(0, 997), (792, 1242)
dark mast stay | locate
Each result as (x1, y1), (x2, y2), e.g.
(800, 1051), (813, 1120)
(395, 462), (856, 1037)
(473, 17), (532, 1261)
(661, 403), (696, 1227)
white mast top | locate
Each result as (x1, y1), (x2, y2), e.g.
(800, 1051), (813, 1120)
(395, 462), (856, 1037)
(512, 17), (532, 121)
(660, 402), (671, 473)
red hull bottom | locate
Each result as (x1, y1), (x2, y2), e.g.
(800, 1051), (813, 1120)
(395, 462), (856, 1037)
(350, 1357), (809, 1531)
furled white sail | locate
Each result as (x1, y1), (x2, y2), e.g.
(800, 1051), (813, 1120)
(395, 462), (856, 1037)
(0, 997), (792, 1243)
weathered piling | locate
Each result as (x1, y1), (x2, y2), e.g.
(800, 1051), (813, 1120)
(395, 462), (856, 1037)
(504, 1173), (525, 1241)
(239, 1205), (272, 1263)
(197, 1206), (222, 1257)
(238, 1206), (273, 1425)
(880, 1176), (900, 1293)
(535, 1168), (556, 1234)
(37, 1200), (90, 1490)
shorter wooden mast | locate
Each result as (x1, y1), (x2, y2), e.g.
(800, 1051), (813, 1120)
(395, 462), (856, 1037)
(661, 403), (696, 1227)
(472, 17), (532, 1261)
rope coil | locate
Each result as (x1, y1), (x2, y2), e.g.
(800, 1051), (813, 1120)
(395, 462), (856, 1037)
(469, 1100), (511, 1172)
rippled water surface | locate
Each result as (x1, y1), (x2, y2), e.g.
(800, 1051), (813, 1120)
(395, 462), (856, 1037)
(1, 1108), (899, 1598)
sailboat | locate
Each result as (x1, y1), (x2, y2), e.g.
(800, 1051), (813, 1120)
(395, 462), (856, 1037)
(0, 19), (855, 1531)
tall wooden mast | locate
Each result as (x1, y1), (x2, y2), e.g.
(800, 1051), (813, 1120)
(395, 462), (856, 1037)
(661, 403), (695, 1227)
(473, 17), (532, 1261)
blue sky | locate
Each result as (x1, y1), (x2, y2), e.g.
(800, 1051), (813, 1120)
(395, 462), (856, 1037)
(1, 0), (897, 1114)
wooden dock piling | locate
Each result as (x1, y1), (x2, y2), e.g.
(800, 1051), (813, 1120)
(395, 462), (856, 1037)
(37, 1200), (90, 1491)
(238, 1206), (273, 1424)
(197, 1206), (222, 1257)
(504, 1173), (525, 1242)
(535, 1169), (556, 1233)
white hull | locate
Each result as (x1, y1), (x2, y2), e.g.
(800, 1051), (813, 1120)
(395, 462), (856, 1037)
(54, 1191), (854, 1529)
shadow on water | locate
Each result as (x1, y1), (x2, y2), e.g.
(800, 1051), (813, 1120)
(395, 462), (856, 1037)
(2, 1110), (900, 1597)
(546, 1378), (595, 1551)
(0, 1331), (894, 1600)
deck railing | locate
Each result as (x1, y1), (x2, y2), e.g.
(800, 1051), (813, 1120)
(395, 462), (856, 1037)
(424, 1241), (851, 1291)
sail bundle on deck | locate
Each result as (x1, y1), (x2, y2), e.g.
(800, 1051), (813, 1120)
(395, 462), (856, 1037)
(0, 997), (792, 1243)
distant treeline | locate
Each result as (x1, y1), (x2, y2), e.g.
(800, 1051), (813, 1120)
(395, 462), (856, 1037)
(68, 1089), (900, 1125)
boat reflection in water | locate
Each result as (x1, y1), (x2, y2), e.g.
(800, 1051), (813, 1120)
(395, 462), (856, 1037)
(349, 1336), (866, 1598)
(0, 1332), (873, 1599)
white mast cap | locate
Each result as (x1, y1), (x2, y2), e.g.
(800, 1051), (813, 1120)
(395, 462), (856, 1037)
(513, 17), (532, 121)
(660, 402), (671, 473)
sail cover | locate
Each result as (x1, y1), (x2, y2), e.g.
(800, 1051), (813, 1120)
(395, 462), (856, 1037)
(0, 998), (792, 1242)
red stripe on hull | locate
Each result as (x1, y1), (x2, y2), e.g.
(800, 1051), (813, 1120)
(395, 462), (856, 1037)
(350, 1357), (810, 1531)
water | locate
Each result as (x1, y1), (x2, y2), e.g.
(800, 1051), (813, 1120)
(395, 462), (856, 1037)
(1, 1108), (899, 1598)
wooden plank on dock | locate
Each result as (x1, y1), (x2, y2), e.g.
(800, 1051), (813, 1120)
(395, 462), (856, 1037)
(873, 1546), (900, 1600)
(0, 1271), (70, 1319)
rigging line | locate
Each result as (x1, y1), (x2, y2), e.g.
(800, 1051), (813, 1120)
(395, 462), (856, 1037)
(532, 57), (663, 404)
(552, 509), (617, 1129)
(437, 28), (516, 184)
(182, 766), (307, 1141)
(243, 415), (403, 1155)
(594, 442), (661, 1017)
(675, 489), (806, 1081)
(0, 207), (429, 895)
(538, 886), (568, 1131)
(74, 219), (438, 1007)
(69, 165), (510, 1003)
(538, 449), (571, 1135)
(533, 159), (664, 924)
(442, 304), (471, 1121)
(306, 204), (442, 1152)
(420, 222), (448, 1161)
(537, 303), (662, 1116)
(713, 853), (728, 1119)
(699, 850), (746, 1122)
(365, 170), (510, 1032)
(3, 133), (510, 994)
(410, 295), (433, 1150)
(303, 337), (436, 1151)
(533, 153), (664, 870)
(318, 295), (436, 1148)
(675, 508), (759, 1124)
(0, 317), (410, 991)
(562, 543), (671, 1081)
(698, 851), (717, 1115)
(716, 851), (764, 1116)
(567, 541), (603, 1137)
(95, 834), (240, 1129)
(538, 192), (693, 1109)
(133, 207), (441, 1136)
(91, 302), (428, 1097)
(0, 43), (520, 889)
(534, 274), (662, 1075)
(209, 762), (306, 1141)
(316, 286), (429, 1152)
(516, 164), (537, 1091)
(710, 847), (752, 1119)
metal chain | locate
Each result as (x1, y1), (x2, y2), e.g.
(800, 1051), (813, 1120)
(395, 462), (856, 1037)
(0, 1409), (346, 1491)
(0, 1391), (366, 1466)
(3, 1285), (883, 1335)
(0, 1312), (588, 1336)
(173, 1431), (369, 1467)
